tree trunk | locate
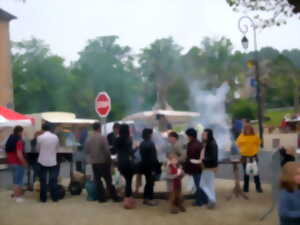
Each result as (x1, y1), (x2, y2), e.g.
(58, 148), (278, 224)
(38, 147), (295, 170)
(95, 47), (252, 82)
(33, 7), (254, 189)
(291, 74), (300, 113)
(153, 82), (173, 110)
(294, 82), (300, 113)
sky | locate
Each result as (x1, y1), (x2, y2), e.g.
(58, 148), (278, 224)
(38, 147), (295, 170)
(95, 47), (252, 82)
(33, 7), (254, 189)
(1, 0), (300, 64)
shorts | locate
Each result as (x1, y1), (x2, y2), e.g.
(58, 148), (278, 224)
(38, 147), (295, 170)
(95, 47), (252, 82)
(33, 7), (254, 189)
(9, 164), (25, 187)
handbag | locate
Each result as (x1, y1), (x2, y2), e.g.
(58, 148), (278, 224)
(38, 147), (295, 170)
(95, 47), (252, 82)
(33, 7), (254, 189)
(246, 158), (258, 176)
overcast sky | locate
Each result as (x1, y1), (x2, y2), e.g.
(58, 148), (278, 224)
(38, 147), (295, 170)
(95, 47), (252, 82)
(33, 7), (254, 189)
(1, 0), (300, 63)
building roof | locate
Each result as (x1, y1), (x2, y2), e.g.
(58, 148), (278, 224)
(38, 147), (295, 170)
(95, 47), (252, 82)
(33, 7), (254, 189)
(0, 8), (16, 21)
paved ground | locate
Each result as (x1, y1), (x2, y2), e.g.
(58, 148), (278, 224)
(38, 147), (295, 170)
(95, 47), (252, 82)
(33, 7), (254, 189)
(0, 151), (278, 189)
(0, 179), (277, 225)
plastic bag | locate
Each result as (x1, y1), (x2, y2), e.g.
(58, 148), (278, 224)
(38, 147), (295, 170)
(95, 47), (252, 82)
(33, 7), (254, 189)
(246, 161), (258, 176)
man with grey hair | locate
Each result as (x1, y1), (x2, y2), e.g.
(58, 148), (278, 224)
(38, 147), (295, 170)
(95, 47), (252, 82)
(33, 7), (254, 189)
(85, 122), (121, 203)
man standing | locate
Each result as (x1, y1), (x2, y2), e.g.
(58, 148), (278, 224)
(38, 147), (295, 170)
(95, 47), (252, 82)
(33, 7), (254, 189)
(37, 123), (59, 202)
(107, 123), (120, 155)
(85, 122), (121, 203)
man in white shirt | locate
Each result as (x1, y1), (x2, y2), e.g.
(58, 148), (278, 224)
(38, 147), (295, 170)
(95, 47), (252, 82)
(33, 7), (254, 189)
(37, 123), (59, 202)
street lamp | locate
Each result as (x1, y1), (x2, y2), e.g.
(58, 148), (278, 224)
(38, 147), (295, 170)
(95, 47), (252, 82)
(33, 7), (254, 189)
(241, 36), (249, 50)
(238, 16), (264, 147)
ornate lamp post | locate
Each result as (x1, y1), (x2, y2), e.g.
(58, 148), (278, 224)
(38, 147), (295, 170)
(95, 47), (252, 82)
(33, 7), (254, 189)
(238, 16), (264, 147)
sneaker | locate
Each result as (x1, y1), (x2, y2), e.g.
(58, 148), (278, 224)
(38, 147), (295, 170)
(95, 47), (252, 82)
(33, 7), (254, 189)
(170, 209), (179, 214)
(192, 202), (204, 207)
(113, 196), (123, 203)
(207, 202), (216, 209)
(143, 200), (158, 206)
(98, 199), (107, 203)
(15, 197), (24, 203)
(178, 206), (186, 212)
(256, 188), (263, 193)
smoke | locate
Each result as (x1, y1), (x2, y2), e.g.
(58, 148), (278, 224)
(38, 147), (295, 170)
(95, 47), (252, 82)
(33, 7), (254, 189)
(189, 81), (232, 160)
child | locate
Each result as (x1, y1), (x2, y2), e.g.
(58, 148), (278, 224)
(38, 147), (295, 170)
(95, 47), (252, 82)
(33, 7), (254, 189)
(166, 153), (186, 214)
(278, 162), (300, 225)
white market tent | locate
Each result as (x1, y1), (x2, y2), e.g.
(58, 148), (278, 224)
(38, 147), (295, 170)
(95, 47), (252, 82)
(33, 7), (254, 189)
(40, 112), (97, 124)
(0, 106), (33, 127)
(123, 110), (200, 124)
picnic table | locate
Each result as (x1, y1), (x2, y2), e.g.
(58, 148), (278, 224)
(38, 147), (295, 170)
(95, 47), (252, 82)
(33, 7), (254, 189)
(219, 158), (249, 201)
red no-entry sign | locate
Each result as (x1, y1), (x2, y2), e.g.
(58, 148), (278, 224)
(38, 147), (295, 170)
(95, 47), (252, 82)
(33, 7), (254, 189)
(95, 92), (111, 118)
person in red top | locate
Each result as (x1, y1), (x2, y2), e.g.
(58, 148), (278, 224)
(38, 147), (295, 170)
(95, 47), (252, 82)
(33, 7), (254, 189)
(6, 126), (28, 203)
(166, 153), (186, 214)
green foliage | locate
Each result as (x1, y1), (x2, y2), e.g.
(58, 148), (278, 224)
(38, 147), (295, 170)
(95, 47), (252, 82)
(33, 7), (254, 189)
(229, 99), (257, 120)
(226, 0), (299, 28)
(265, 108), (294, 126)
(11, 36), (300, 122)
(12, 38), (70, 113)
(70, 36), (143, 120)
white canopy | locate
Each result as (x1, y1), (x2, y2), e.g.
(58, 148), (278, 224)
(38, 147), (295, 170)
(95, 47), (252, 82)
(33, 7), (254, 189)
(123, 110), (200, 124)
(0, 107), (33, 127)
(41, 112), (97, 124)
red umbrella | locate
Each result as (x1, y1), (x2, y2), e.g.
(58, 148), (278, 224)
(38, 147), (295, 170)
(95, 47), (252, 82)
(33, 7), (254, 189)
(0, 106), (33, 127)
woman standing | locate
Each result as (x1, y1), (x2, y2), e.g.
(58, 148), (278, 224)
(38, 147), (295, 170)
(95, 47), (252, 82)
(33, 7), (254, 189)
(236, 124), (263, 193)
(139, 128), (160, 206)
(278, 162), (300, 225)
(199, 128), (218, 209)
(184, 128), (208, 207)
(6, 126), (27, 203)
(115, 124), (136, 209)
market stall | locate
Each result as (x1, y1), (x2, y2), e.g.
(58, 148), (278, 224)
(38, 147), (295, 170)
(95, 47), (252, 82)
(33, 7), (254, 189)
(0, 106), (34, 170)
(25, 112), (97, 189)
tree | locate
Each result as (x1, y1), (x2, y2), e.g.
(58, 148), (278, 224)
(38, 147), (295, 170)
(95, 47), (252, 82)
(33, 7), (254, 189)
(71, 36), (142, 120)
(183, 37), (244, 101)
(139, 38), (183, 110)
(12, 38), (70, 113)
(227, 0), (300, 28)
(270, 52), (300, 111)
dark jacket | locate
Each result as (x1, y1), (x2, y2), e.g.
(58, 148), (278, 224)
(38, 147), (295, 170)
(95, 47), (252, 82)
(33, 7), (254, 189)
(184, 139), (203, 175)
(107, 132), (118, 155)
(114, 137), (134, 170)
(279, 148), (295, 167)
(139, 139), (159, 173)
(203, 129), (218, 169)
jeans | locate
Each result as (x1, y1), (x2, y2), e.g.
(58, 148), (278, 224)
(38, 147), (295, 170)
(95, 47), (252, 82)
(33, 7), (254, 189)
(242, 160), (262, 192)
(119, 164), (135, 197)
(31, 162), (40, 182)
(192, 173), (208, 206)
(76, 161), (86, 174)
(92, 163), (118, 201)
(39, 164), (59, 202)
(200, 170), (216, 203)
(143, 170), (155, 200)
(9, 164), (25, 187)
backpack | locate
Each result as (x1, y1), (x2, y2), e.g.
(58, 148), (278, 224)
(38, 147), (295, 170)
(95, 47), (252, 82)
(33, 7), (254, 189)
(5, 135), (19, 153)
(69, 181), (82, 195)
(57, 185), (66, 200)
(85, 180), (97, 201)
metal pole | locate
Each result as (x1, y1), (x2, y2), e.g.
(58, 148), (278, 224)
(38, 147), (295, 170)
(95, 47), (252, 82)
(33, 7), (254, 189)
(101, 117), (107, 136)
(238, 16), (264, 147)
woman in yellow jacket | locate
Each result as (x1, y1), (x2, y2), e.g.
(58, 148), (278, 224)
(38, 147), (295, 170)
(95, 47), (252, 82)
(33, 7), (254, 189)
(236, 124), (263, 193)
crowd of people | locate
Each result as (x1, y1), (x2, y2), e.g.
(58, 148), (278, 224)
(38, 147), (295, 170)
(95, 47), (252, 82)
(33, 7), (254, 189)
(4, 120), (300, 223)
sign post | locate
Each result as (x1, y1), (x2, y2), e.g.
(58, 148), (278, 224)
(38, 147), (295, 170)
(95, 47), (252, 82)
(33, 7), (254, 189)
(95, 92), (111, 135)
